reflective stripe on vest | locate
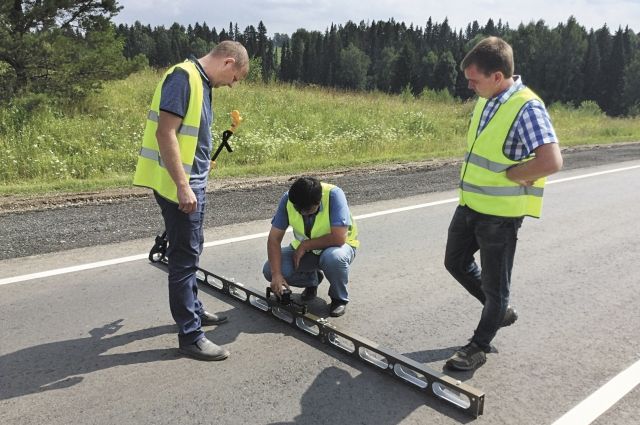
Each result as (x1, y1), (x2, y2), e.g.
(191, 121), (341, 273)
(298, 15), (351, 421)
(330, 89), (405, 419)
(132, 60), (203, 203)
(138, 146), (192, 175)
(459, 87), (546, 218)
(287, 183), (359, 254)
(146, 110), (199, 137)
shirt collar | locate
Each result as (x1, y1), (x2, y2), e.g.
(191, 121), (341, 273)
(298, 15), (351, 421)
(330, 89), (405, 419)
(189, 55), (211, 88)
(491, 75), (523, 104)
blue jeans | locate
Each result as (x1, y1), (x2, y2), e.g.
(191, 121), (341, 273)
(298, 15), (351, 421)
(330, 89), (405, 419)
(154, 187), (207, 346)
(262, 245), (356, 303)
(444, 205), (523, 350)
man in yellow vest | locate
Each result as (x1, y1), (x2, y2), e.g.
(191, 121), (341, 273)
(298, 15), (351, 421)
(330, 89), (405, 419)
(263, 177), (359, 317)
(133, 41), (249, 361)
(444, 37), (563, 371)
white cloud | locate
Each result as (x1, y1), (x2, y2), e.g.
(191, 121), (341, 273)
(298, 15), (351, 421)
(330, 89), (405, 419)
(112, 0), (640, 35)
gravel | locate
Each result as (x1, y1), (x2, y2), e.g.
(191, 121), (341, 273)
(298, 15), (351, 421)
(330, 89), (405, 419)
(1, 142), (639, 260)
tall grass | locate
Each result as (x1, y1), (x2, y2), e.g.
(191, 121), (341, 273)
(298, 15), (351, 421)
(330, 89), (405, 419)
(2, 70), (639, 195)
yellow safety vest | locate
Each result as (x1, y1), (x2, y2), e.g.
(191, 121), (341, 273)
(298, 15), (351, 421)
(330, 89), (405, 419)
(133, 60), (204, 203)
(459, 87), (546, 218)
(286, 183), (360, 254)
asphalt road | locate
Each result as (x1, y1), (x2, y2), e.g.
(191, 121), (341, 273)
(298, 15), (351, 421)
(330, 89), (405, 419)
(1, 142), (640, 260)
(1, 158), (639, 424)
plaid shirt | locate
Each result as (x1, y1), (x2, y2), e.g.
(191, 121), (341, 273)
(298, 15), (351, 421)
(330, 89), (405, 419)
(477, 76), (558, 161)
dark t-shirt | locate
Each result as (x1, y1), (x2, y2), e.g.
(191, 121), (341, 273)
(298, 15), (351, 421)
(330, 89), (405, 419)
(159, 61), (213, 189)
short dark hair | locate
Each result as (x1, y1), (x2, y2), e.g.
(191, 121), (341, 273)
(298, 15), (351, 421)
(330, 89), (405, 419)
(288, 177), (322, 210)
(461, 36), (514, 78)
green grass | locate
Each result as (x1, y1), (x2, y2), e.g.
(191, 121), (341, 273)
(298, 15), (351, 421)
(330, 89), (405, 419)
(1, 70), (639, 195)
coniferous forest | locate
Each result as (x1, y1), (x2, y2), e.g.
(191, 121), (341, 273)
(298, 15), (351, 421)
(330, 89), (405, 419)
(1, 1), (638, 116)
(115, 17), (640, 116)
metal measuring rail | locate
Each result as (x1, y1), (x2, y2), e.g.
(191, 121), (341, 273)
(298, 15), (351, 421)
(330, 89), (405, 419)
(149, 234), (485, 418)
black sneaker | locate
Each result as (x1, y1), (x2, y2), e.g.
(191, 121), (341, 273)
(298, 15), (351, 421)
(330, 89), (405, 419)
(301, 286), (318, 301)
(445, 342), (487, 371)
(199, 311), (228, 326)
(179, 337), (229, 361)
(501, 306), (518, 327)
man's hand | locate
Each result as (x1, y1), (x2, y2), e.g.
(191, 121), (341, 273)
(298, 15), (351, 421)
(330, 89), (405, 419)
(270, 274), (289, 296)
(505, 143), (563, 184)
(510, 178), (535, 187)
(177, 183), (197, 214)
(293, 241), (307, 269)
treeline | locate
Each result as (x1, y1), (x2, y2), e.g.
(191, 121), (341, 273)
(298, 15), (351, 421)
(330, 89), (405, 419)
(117, 17), (640, 116)
(2, 1), (639, 117)
(115, 21), (278, 82)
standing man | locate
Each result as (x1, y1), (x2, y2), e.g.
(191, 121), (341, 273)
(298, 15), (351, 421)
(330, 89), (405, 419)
(444, 37), (563, 371)
(263, 177), (359, 317)
(134, 41), (249, 361)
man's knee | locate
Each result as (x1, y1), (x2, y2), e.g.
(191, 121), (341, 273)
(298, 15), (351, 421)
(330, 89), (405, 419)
(319, 247), (351, 269)
(444, 254), (461, 275)
(262, 261), (272, 281)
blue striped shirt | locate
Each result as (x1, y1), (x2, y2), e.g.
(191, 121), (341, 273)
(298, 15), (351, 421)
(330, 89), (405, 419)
(477, 77), (558, 161)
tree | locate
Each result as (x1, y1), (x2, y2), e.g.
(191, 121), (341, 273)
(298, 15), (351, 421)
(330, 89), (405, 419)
(418, 51), (437, 91)
(484, 19), (497, 36)
(262, 42), (275, 83)
(546, 17), (587, 104)
(623, 55), (640, 114)
(152, 27), (173, 67)
(337, 43), (370, 90)
(243, 25), (258, 57)
(391, 42), (418, 93)
(0, 0), (135, 101)
(433, 51), (458, 94)
(289, 30), (307, 81)
(373, 46), (398, 91)
(257, 21), (268, 59)
(602, 28), (627, 115)
(582, 31), (601, 102)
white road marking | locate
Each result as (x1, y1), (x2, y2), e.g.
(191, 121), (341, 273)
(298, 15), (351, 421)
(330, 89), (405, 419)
(551, 358), (640, 425)
(547, 164), (640, 185)
(2, 163), (639, 288)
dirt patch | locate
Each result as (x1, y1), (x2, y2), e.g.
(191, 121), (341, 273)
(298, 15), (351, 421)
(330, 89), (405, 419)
(0, 157), (458, 214)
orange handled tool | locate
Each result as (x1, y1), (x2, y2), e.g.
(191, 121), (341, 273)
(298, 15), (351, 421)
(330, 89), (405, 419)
(211, 110), (242, 162)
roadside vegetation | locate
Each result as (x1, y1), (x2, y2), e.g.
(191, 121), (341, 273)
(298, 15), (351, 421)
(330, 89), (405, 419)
(2, 69), (640, 195)
(2, 4), (639, 196)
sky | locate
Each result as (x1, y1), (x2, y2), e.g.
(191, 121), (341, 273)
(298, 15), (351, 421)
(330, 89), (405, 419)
(112, 0), (640, 36)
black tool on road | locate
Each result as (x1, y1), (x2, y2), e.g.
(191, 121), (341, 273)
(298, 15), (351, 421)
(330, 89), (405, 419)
(266, 287), (307, 315)
(148, 231), (168, 262)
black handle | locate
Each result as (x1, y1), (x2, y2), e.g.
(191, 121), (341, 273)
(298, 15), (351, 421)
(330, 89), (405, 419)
(211, 130), (234, 162)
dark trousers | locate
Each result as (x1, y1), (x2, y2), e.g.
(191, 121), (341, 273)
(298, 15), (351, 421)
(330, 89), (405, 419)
(154, 187), (207, 346)
(444, 205), (523, 350)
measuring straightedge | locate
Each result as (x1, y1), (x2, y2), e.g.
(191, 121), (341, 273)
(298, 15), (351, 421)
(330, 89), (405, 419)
(148, 233), (485, 418)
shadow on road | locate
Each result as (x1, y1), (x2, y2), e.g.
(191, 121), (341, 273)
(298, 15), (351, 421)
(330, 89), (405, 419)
(202, 292), (477, 424)
(263, 363), (476, 425)
(0, 320), (177, 400)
